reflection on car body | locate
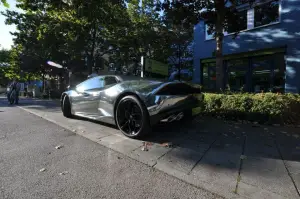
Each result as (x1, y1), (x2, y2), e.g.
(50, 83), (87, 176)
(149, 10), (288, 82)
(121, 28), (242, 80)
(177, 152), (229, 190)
(60, 75), (203, 138)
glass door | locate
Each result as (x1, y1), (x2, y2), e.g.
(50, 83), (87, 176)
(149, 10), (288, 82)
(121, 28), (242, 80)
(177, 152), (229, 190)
(226, 59), (248, 92)
(251, 56), (272, 93)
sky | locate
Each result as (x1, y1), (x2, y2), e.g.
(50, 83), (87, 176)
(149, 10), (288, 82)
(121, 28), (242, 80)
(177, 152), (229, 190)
(0, 0), (22, 50)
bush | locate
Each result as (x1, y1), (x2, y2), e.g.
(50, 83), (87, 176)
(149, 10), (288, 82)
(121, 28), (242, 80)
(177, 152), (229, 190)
(201, 93), (300, 125)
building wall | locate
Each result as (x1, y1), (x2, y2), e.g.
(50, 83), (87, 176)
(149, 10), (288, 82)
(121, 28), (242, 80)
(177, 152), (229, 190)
(193, 0), (300, 93)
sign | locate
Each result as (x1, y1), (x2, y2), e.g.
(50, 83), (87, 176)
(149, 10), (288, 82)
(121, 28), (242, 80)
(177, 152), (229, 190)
(144, 58), (169, 76)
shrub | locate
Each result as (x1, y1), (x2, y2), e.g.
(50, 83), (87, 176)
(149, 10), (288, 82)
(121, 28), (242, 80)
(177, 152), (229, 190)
(201, 93), (300, 125)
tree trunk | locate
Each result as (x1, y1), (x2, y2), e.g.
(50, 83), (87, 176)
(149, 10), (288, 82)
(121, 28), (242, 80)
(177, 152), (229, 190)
(215, 0), (225, 92)
(88, 22), (97, 75)
(215, 31), (224, 92)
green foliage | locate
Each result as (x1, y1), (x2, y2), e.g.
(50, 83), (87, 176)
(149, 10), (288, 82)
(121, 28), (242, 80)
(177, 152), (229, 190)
(2, 45), (40, 81)
(202, 93), (300, 125)
(0, 0), (9, 8)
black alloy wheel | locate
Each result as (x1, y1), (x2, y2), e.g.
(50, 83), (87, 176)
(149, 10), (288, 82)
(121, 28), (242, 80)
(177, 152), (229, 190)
(116, 95), (150, 138)
(62, 95), (73, 118)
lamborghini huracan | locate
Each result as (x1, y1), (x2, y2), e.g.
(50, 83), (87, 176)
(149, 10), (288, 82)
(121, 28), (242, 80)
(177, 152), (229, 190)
(61, 75), (203, 138)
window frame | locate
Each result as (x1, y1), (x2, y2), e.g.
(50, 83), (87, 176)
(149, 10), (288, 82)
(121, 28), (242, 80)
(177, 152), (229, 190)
(204, 0), (282, 41)
(76, 76), (105, 92)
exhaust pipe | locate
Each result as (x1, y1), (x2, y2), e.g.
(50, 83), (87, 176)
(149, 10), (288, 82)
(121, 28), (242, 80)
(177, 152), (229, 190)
(176, 112), (184, 121)
(167, 112), (184, 122)
(167, 114), (177, 122)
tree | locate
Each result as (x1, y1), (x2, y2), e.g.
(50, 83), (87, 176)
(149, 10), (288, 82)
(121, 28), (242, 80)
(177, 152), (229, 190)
(0, 0), (9, 8)
(2, 0), (129, 75)
(2, 44), (40, 82)
(0, 48), (10, 86)
(160, 0), (255, 90)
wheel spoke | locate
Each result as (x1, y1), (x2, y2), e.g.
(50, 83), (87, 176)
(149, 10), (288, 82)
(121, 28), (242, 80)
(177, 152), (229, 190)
(120, 120), (129, 129)
(127, 121), (132, 133)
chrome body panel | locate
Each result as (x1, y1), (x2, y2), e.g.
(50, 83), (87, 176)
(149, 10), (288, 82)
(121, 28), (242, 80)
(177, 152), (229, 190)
(61, 75), (203, 126)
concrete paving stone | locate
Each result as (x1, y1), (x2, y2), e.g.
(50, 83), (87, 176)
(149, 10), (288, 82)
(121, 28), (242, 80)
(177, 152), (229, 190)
(240, 157), (298, 199)
(154, 147), (206, 174)
(293, 172), (300, 194)
(189, 149), (242, 194)
(238, 182), (290, 199)
(240, 137), (299, 198)
(129, 143), (172, 167)
(97, 134), (143, 154)
(211, 136), (244, 154)
(279, 144), (300, 175)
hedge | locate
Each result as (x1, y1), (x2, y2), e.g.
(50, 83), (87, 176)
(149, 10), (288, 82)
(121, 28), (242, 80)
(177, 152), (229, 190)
(200, 93), (300, 125)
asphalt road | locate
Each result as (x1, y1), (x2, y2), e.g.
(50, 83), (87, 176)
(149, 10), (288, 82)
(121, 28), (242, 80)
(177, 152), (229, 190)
(0, 104), (222, 199)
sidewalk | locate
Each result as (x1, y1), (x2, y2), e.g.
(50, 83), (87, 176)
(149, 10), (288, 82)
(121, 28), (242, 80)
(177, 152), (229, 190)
(4, 97), (300, 199)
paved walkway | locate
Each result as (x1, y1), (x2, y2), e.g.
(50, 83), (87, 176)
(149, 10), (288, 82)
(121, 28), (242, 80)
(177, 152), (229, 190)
(1, 97), (299, 199)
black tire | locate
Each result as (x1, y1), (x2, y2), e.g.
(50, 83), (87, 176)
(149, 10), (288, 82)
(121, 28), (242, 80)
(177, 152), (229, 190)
(62, 95), (73, 118)
(115, 95), (151, 138)
(9, 92), (15, 105)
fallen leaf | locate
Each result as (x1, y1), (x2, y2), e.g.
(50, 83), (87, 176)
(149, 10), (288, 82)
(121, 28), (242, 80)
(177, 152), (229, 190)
(141, 146), (148, 151)
(223, 133), (228, 137)
(160, 142), (173, 148)
(59, 171), (69, 175)
(225, 144), (231, 147)
(40, 168), (46, 172)
(72, 129), (76, 132)
(296, 146), (300, 150)
(55, 145), (63, 149)
(240, 155), (247, 160)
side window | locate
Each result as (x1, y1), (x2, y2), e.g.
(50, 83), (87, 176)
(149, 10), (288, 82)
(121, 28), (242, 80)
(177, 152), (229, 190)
(76, 76), (104, 92)
(104, 76), (117, 87)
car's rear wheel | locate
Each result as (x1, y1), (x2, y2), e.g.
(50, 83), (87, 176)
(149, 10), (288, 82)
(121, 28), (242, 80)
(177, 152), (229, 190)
(62, 95), (73, 118)
(116, 95), (151, 138)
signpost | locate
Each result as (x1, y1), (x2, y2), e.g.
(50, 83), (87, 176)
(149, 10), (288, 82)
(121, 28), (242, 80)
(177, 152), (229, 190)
(141, 57), (169, 77)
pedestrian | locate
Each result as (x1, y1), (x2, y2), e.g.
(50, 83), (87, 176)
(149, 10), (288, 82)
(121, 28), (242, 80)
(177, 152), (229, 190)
(7, 78), (21, 104)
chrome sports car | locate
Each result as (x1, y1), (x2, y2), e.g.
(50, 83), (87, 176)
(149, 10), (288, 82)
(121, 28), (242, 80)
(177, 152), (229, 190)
(60, 75), (203, 138)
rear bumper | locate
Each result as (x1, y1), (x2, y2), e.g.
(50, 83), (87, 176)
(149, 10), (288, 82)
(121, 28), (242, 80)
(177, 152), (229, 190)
(147, 94), (203, 125)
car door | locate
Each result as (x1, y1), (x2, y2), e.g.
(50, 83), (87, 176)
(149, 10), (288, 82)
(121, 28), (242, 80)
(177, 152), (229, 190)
(96, 76), (119, 118)
(72, 76), (105, 116)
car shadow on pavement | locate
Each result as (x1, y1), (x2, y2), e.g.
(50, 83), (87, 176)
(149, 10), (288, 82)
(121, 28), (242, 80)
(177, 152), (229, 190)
(1, 96), (300, 197)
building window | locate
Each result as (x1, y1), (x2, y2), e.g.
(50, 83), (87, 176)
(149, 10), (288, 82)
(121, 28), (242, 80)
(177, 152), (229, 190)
(272, 53), (285, 93)
(252, 56), (272, 93)
(205, 0), (281, 40)
(227, 9), (248, 33)
(202, 62), (216, 91)
(226, 59), (248, 92)
(254, 0), (280, 27)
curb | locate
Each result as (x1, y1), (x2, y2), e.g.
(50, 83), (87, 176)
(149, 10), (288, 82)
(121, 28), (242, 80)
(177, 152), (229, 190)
(16, 105), (230, 199)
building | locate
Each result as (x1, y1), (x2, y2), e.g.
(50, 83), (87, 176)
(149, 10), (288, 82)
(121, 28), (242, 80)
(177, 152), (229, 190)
(193, 0), (300, 93)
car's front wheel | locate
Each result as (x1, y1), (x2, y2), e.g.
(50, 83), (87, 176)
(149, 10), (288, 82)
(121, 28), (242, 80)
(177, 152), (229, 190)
(62, 95), (73, 118)
(116, 95), (151, 138)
